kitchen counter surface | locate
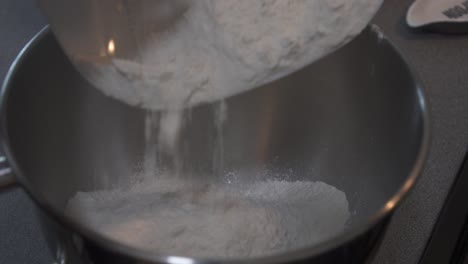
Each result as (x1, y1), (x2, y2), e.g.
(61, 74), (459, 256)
(1, 1), (467, 263)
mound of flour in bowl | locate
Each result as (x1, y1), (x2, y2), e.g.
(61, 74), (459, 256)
(90, 0), (383, 110)
(65, 177), (350, 258)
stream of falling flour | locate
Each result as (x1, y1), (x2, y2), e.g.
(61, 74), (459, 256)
(143, 101), (227, 184)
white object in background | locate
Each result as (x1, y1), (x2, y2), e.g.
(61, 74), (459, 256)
(407, 0), (468, 33)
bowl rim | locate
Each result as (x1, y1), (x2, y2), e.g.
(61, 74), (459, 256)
(0, 25), (431, 264)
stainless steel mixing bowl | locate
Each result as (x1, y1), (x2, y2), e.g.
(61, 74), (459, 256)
(0, 26), (429, 264)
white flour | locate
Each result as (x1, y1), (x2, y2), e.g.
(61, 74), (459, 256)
(65, 1), (374, 257)
(91, 0), (383, 110)
(66, 177), (350, 258)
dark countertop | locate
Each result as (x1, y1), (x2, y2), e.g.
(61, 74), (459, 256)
(1, 1), (467, 263)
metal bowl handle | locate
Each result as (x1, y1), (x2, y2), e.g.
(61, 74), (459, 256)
(0, 155), (15, 189)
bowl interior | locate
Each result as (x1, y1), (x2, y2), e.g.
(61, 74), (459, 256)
(3, 27), (426, 256)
